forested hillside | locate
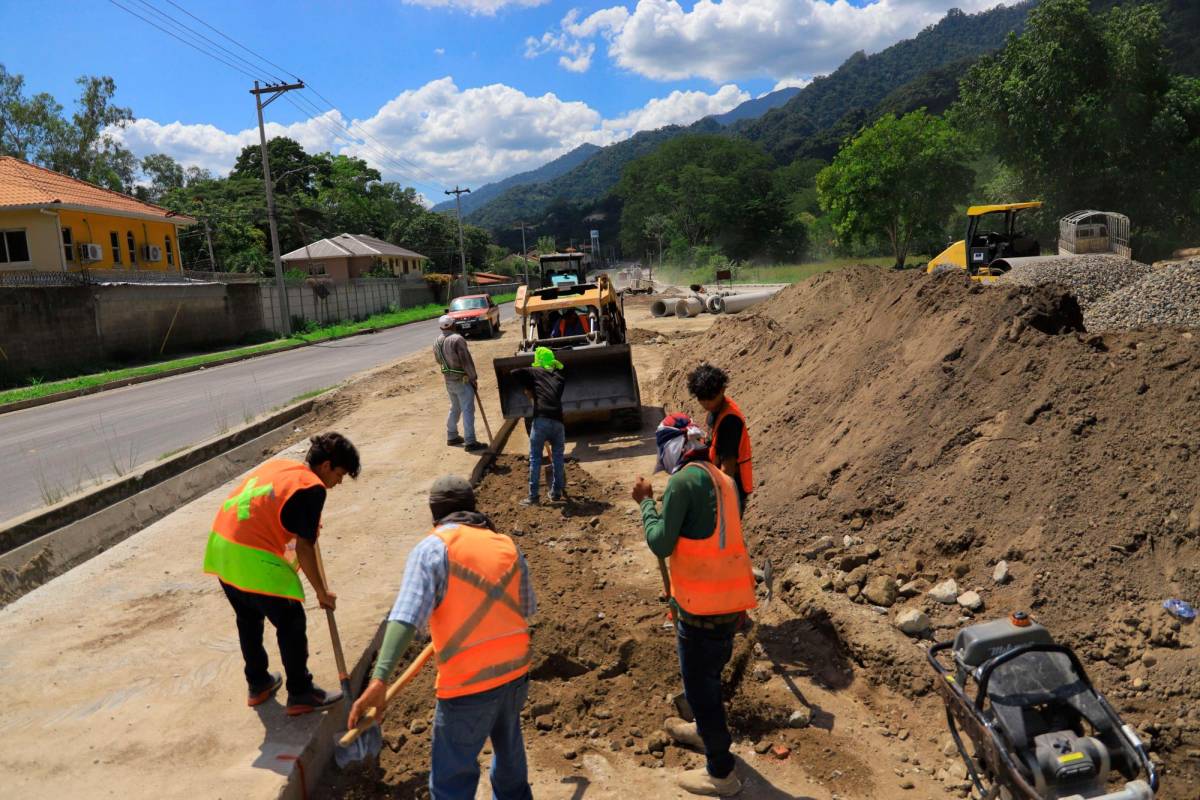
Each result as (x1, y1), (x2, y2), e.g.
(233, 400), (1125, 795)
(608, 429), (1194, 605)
(430, 143), (600, 216)
(734, 2), (1035, 163)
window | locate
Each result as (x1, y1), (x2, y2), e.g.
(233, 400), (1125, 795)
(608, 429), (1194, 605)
(164, 235), (174, 266)
(0, 229), (31, 263)
(110, 231), (122, 265)
(62, 227), (73, 263)
(127, 231), (137, 266)
(309, 262), (327, 275)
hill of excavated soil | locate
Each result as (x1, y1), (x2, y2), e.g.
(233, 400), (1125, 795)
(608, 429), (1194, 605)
(659, 266), (1200, 796)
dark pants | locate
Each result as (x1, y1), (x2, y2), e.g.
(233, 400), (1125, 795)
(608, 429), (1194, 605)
(676, 620), (736, 778)
(220, 580), (312, 696)
(430, 674), (532, 800)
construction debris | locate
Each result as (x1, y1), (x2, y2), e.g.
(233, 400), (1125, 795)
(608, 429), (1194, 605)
(1085, 259), (1200, 331)
(996, 254), (1152, 309)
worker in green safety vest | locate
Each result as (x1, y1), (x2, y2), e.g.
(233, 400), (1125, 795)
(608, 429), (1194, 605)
(203, 432), (360, 715)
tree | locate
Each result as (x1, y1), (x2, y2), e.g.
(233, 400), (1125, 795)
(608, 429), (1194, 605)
(140, 153), (186, 203)
(0, 65), (67, 163)
(642, 214), (671, 267)
(536, 235), (557, 254)
(817, 110), (973, 267)
(955, 0), (1200, 258)
(231, 137), (324, 195)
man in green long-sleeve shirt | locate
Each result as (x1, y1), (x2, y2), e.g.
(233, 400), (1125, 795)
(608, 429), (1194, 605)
(632, 413), (756, 797)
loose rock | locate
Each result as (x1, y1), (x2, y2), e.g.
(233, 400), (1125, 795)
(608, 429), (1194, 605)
(992, 560), (1011, 584)
(957, 591), (984, 611)
(863, 576), (898, 607)
(895, 608), (931, 636)
(929, 579), (959, 604)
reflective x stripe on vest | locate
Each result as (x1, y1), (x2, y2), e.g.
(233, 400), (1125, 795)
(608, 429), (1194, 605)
(203, 459), (320, 600)
(711, 397), (753, 496)
(435, 335), (465, 376)
(668, 461), (758, 617)
(429, 524), (531, 699)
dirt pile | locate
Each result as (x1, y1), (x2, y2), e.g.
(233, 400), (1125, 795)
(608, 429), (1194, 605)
(658, 266), (1200, 796)
(996, 254), (1152, 310)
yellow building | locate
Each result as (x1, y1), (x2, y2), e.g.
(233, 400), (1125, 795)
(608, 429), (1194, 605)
(0, 156), (196, 273)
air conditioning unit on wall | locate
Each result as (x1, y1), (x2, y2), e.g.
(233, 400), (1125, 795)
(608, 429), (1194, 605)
(142, 244), (162, 262)
(79, 243), (104, 262)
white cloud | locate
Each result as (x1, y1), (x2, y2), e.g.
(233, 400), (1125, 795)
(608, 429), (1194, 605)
(108, 79), (749, 190)
(434, 48), (445, 55)
(771, 76), (814, 93)
(531, 0), (1008, 82)
(602, 84), (749, 135)
(400, 0), (548, 15)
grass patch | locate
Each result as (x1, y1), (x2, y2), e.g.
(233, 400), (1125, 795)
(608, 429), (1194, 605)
(653, 255), (930, 287)
(0, 295), (521, 408)
(288, 386), (335, 404)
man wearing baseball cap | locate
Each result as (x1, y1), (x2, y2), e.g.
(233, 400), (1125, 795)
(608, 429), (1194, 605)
(434, 315), (486, 452)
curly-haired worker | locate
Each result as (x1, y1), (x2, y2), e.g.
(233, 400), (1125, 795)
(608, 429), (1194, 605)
(686, 364), (753, 511)
(203, 432), (361, 715)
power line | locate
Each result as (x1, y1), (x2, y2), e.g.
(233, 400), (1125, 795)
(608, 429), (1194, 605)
(106, 0), (263, 82)
(128, 0), (280, 83)
(162, 0), (300, 83)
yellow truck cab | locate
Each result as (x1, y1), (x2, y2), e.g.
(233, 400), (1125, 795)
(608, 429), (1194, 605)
(928, 202), (1044, 283)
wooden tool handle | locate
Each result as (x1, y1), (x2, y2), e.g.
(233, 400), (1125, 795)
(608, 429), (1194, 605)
(314, 544), (349, 679)
(339, 643), (436, 746)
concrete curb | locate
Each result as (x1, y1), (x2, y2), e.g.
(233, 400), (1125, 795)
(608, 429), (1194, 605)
(283, 410), (522, 800)
(0, 396), (324, 605)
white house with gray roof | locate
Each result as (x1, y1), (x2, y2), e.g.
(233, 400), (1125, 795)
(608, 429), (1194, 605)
(281, 233), (428, 283)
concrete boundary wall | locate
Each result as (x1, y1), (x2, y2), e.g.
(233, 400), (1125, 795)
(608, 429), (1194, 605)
(260, 278), (435, 333)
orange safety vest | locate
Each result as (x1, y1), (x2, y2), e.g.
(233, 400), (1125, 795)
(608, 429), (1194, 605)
(203, 459), (323, 600)
(556, 314), (591, 336)
(710, 397), (753, 496)
(429, 523), (532, 699)
(669, 461), (758, 616)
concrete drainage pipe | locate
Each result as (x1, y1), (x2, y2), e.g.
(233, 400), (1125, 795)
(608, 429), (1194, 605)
(650, 299), (674, 317)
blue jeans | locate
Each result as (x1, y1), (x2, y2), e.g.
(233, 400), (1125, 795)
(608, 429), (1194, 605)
(676, 621), (736, 778)
(527, 417), (565, 499)
(445, 378), (477, 444)
(430, 674), (532, 800)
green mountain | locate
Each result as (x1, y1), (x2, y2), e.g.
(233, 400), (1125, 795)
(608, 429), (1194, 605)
(712, 86), (802, 125)
(465, 120), (722, 229)
(734, 2), (1036, 163)
(431, 143), (601, 216)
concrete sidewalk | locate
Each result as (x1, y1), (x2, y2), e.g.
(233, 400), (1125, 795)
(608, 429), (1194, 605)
(0, 342), (511, 799)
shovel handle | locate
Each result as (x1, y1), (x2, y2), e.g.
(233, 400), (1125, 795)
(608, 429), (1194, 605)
(313, 543), (349, 680)
(339, 643), (436, 746)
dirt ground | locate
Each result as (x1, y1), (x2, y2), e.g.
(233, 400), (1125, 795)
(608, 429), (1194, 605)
(316, 274), (1197, 799)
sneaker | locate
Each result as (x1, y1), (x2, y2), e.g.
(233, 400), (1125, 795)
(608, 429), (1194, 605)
(677, 768), (741, 797)
(447, 435), (465, 446)
(247, 672), (282, 707)
(664, 717), (704, 750)
(464, 441), (487, 453)
(548, 492), (563, 503)
(519, 496), (539, 506)
(285, 684), (344, 717)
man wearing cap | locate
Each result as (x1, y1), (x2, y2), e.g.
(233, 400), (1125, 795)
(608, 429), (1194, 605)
(508, 347), (567, 505)
(631, 414), (757, 797)
(348, 476), (536, 800)
(435, 315), (486, 453)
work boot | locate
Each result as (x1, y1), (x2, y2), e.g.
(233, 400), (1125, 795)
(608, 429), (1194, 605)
(285, 684), (343, 717)
(465, 441), (487, 453)
(519, 496), (539, 507)
(677, 768), (741, 797)
(247, 672), (282, 707)
(447, 435), (465, 446)
(548, 491), (563, 503)
(664, 716), (704, 750)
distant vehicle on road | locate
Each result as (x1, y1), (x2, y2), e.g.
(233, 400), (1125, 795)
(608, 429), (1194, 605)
(446, 294), (501, 338)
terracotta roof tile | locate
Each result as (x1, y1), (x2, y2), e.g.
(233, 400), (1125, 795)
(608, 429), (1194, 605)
(0, 156), (196, 223)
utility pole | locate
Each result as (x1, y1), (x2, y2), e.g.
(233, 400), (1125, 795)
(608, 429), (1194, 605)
(252, 79), (305, 335)
(515, 221), (529, 285)
(203, 220), (217, 271)
(445, 186), (471, 297)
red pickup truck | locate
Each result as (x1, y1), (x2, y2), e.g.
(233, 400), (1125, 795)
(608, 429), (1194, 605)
(446, 294), (501, 338)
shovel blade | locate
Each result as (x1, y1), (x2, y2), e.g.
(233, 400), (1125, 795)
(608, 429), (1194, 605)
(334, 723), (383, 769)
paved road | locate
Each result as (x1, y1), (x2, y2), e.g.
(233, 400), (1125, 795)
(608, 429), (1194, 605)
(5, 306), (512, 522)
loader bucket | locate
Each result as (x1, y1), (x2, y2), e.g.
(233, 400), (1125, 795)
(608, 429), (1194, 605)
(494, 344), (641, 421)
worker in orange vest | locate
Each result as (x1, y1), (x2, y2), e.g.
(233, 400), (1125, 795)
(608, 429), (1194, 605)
(688, 364), (753, 512)
(203, 432), (360, 715)
(632, 413), (757, 797)
(349, 475), (536, 800)
(555, 307), (590, 337)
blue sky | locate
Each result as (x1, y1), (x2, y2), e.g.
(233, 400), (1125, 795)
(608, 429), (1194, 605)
(0, 0), (1006, 193)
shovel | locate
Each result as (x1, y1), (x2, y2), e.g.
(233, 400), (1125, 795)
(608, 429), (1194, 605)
(334, 642), (435, 768)
(472, 381), (494, 444)
(313, 544), (353, 727)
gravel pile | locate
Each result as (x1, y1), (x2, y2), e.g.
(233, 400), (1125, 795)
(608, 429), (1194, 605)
(996, 254), (1152, 309)
(1084, 259), (1200, 331)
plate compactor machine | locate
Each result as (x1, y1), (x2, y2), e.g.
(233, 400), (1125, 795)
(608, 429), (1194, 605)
(928, 613), (1158, 800)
